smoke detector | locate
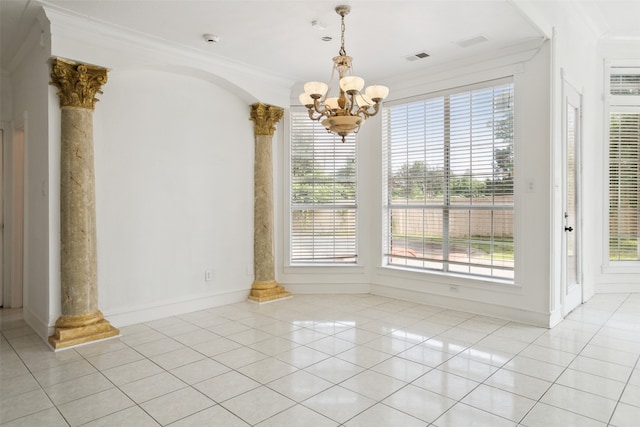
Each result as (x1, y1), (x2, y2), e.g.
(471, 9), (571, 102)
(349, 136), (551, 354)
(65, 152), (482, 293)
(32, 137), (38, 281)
(203, 34), (220, 44)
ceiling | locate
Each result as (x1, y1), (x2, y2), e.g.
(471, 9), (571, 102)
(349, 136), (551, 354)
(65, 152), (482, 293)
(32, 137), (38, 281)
(1, 1), (639, 85)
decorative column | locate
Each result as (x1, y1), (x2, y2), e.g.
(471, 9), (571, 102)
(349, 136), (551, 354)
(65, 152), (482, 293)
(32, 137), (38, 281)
(48, 58), (119, 349)
(248, 103), (291, 303)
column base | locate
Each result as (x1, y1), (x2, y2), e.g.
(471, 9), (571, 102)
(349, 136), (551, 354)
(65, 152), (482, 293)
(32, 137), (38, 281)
(248, 280), (292, 303)
(48, 311), (119, 350)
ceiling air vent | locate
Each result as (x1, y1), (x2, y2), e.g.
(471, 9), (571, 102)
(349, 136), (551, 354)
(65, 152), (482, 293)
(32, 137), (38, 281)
(406, 52), (430, 62)
(456, 35), (488, 48)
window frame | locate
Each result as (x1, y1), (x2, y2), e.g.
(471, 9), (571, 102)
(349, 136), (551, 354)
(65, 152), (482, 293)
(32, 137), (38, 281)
(603, 61), (640, 272)
(382, 77), (516, 282)
(286, 108), (359, 266)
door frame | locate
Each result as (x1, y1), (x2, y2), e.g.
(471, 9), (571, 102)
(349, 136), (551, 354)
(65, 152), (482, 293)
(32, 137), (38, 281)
(560, 73), (583, 317)
(1, 120), (25, 309)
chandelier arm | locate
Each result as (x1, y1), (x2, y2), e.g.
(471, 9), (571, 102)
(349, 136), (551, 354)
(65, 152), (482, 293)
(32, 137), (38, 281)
(355, 102), (381, 119)
(347, 92), (358, 115)
(306, 108), (326, 121)
(311, 98), (332, 117)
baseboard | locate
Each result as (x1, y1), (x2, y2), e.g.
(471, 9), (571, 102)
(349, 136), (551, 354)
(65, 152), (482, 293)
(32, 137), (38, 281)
(280, 282), (370, 295)
(595, 283), (640, 293)
(103, 289), (250, 328)
(548, 308), (564, 328)
(370, 284), (552, 327)
(22, 305), (54, 341)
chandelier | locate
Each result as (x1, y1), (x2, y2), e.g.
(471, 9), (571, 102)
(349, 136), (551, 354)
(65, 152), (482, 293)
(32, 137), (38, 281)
(299, 5), (389, 142)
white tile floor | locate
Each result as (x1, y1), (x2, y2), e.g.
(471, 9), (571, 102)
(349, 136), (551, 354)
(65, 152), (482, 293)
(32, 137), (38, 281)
(1, 293), (639, 426)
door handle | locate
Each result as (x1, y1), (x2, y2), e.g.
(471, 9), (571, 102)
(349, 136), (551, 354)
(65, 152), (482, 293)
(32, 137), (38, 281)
(565, 226), (573, 232)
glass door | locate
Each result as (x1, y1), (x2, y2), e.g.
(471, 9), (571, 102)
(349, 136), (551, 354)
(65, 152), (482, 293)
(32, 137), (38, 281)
(562, 81), (582, 316)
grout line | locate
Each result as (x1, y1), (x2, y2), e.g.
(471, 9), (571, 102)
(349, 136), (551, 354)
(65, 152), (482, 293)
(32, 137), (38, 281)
(605, 294), (639, 427)
(516, 293), (633, 426)
(1, 294), (639, 426)
(0, 327), (71, 426)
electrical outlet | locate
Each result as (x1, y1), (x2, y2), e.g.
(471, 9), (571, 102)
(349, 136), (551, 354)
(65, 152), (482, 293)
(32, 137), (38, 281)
(205, 270), (214, 282)
(449, 285), (459, 293)
(527, 179), (535, 193)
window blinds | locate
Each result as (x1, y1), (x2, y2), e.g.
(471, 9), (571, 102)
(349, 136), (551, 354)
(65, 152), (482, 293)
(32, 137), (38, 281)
(383, 80), (515, 279)
(611, 73), (640, 96)
(608, 66), (640, 262)
(290, 111), (357, 263)
(609, 112), (640, 261)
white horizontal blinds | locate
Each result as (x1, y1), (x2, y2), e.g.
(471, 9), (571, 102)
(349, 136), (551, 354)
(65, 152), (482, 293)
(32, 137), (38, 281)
(290, 111), (357, 263)
(385, 98), (446, 269)
(387, 98), (446, 204)
(609, 112), (640, 261)
(383, 80), (514, 279)
(611, 73), (640, 96)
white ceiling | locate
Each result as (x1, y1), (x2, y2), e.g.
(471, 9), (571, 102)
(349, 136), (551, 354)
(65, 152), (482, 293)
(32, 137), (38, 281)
(1, 1), (639, 84)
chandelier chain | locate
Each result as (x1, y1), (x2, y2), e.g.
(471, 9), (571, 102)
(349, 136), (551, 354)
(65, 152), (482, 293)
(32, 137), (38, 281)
(339, 13), (346, 56)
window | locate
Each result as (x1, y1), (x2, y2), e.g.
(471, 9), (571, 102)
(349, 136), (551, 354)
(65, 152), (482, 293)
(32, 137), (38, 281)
(608, 67), (640, 262)
(610, 73), (640, 96)
(290, 111), (357, 264)
(383, 79), (515, 280)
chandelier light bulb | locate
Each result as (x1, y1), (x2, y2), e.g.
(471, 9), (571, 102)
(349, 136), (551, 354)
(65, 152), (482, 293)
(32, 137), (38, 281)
(299, 92), (314, 107)
(339, 76), (365, 94)
(355, 93), (374, 107)
(325, 97), (339, 110)
(304, 81), (329, 98)
(365, 85), (390, 102)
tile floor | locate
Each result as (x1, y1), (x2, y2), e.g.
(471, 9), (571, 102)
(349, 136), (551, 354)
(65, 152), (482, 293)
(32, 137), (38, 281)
(1, 293), (639, 426)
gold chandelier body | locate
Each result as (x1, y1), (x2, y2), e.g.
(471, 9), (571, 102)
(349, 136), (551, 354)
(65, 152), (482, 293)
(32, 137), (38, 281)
(299, 5), (389, 142)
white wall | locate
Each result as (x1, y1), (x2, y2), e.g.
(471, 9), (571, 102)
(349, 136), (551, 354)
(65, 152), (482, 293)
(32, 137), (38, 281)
(513, 1), (639, 299)
(550, 17), (601, 305)
(1, 72), (12, 122)
(9, 18), (52, 337)
(516, 0), (602, 316)
(89, 68), (256, 326)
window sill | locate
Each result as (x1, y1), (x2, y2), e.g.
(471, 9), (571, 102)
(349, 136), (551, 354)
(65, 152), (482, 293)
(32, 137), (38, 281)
(283, 265), (366, 275)
(601, 262), (640, 275)
(376, 265), (522, 294)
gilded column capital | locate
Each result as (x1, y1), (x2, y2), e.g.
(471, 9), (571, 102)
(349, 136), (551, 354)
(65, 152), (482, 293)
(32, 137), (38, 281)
(250, 103), (284, 136)
(50, 57), (108, 110)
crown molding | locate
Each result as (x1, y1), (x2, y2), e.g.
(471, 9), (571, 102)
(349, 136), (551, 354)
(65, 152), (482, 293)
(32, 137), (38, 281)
(41, 4), (293, 106)
(381, 37), (546, 103)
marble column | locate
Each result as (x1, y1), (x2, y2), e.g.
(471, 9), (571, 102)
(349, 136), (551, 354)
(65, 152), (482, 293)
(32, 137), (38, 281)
(248, 103), (291, 303)
(48, 58), (119, 349)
